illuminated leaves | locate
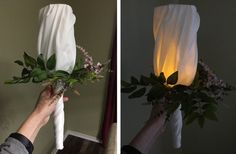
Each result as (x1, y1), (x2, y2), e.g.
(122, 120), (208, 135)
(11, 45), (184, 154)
(167, 71), (178, 85)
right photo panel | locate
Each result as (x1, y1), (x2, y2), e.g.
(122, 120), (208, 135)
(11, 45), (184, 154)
(121, 0), (236, 154)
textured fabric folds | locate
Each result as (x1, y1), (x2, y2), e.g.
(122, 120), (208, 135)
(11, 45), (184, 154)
(153, 4), (200, 148)
(37, 4), (76, 150)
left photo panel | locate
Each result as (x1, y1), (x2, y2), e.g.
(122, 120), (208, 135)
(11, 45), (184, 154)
(0, 0), (117, 154)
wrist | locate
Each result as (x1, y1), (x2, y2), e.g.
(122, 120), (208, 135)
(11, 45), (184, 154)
(31, 110), (47, 128)
(17, 111), (44, 143)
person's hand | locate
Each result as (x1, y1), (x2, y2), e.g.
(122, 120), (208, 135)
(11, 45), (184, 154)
(33, 86), (69, 127)
(130, 102), (167, 154)
(17, 86), (69, 143)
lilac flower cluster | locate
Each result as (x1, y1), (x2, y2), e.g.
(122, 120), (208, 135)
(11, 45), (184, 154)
(198, 60), (232, 101)
(76, 45), (104, 74)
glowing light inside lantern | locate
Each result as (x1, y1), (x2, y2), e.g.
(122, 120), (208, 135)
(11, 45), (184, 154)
(153, 5), (199, 86)
(154, 41), (178, 80)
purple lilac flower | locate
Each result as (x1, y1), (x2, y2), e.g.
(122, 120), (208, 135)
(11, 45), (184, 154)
(76, 45), (104, 74)
(198, 60), (230, 101)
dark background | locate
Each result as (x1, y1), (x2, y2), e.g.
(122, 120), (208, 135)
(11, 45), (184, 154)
(121, 0), (236, 153)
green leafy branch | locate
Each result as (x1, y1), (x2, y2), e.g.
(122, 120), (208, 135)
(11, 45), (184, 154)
(5, 50), (107, 95)
(122, 62), (234, 128)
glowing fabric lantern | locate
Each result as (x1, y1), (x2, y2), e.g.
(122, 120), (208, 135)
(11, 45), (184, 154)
(153, 4), (200, 148)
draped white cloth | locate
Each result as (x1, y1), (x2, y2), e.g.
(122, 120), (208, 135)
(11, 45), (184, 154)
(37, 4), (76, 150)
(153, 4), (200, 148)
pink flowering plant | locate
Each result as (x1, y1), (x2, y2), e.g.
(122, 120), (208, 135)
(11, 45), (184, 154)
(122, 60), (235, 128)
(5, 45), (109, 95)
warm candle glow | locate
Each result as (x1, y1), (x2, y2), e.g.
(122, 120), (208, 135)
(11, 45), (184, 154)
(153, 4), (200, 86)
(154, 41), (178, 79)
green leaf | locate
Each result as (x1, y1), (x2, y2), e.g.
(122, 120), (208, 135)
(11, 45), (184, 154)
(46, 54), (56, 70)
(71, 68), (86, 78)
(23, 52), (37, 68)
(185, 112), (199, 125)
(166, 102), (181, 115)
(53, 70), (70, 78)
(171, 92), (189, 103)
(30, 68), (48, 82)
(158, 72), (166, 83)
(31, 68), (42, 77)
(172, 84), (188, 91)
(67, 79), (79, 87)
(198, 116), (205, 128)
(5, 76), (22, 84)
(167, 71), (178, 85)
(198, 92), (216, 104)
(121, 80), (131, 87)
(121, 86), (137, 93)
(147, 83), (166, 101)
(128, 87), (146, 99)
(32, 71), (47, 82)
(202, 104), (217, 112)
(182, 102), (199, 120)
(21, 68), (29, 78)
(37, 54), (45, 69)
(5, 80), (18, 84)
(131, 76), (139, 84)
(149, 73), (159, 84)
(19, 77), (31, 83)
(83, 72), (97, 80)
(73, 62), (80, 71)
(204, 111), (218, 121)
(32, 77), (41, 83)
(14, 60), (24, 66)
(38, 71), (47, 81)
(74, 57), (83, 71)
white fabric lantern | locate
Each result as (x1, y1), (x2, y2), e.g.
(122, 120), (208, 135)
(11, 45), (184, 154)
(153, 4), (200, 148)
(38, 4), (76, 150)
